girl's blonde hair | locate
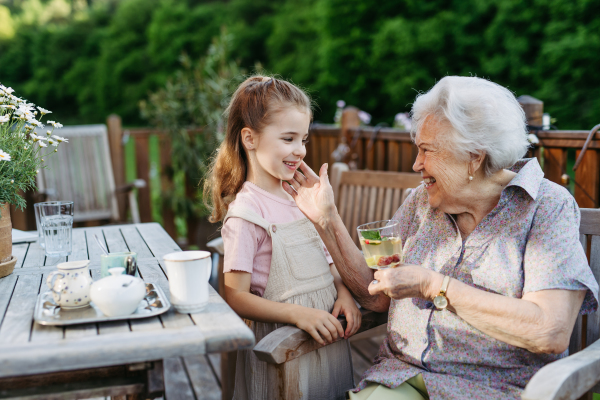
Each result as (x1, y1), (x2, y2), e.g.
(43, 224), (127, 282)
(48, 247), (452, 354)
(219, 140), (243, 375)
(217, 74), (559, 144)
(204, 76), (312, 222)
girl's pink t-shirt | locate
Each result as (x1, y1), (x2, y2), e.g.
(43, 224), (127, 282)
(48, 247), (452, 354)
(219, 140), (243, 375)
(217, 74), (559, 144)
(222, 182), (333, 297)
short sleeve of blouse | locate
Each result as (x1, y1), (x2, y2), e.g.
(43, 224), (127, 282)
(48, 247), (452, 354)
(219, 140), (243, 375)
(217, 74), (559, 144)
(222, 216), (264, 274)
(523, 195), (599, 314)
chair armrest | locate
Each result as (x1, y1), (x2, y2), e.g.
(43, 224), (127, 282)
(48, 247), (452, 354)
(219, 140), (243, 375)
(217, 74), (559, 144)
(207, 237), (224, 256)
(253, 308), (388, 364)
(115, 179), (146, 193)
(521, 338), (600, 400)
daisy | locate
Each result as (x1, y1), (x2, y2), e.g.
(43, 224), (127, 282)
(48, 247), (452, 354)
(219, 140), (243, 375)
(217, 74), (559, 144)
(0, 115), (9, 123)
(51, 121), (63, 128)
(0, 149), (11, 161)
(0, 104), (15, 109)
(30, 134), (46, 142)
(37, 107), (51, 115)
(47, 138), (59, 147)
(52, 135), (68, 143)
(38, 141), (48, 148)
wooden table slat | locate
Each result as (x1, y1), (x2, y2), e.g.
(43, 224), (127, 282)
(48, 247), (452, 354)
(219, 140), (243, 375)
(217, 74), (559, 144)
(183, 354), (221, 400)
(102, 226), (130, 253)
(70, 228), (89, 262)
(21, 243), (45, 269)
(119, 225), (154, 259)
(0, 274), (42, 344)
(12, 243), (29, 268)
(135, 223), (180, 259)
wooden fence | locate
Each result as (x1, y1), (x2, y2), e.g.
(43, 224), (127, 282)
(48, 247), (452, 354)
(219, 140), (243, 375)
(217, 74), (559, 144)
(305, 107), (600, 209)
(11, 101), (599, 244)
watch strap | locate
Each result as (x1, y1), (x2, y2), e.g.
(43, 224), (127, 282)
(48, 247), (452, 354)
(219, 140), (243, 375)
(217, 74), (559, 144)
(440, 275), (451, 295)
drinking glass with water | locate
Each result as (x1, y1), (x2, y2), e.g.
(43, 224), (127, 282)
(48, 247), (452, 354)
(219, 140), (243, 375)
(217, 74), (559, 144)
(38, 201), (74, 257)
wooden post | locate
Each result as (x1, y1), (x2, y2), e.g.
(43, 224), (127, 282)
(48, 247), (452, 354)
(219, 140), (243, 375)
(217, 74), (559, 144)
(134, 136), (152, 223)
(159, 137), (177, 239)
(517, 95), (543, 127)
(185, 175), (200, 248)
(575, 149), (599, 208)
(107, 115), (127, 222)
(341, 107), (360, 165)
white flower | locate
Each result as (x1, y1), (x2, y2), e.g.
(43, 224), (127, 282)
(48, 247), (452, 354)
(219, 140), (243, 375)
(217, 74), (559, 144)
(38, 141), (48, 148)
(37, 107), (51, 115)
(358, 110), (372, 125)
(27, 119), (43, 128)
(50, 121), (63, 128)
(527, 133), (540, 145)
(52, 135), (68, 143)
(0, 85), (14, 95)
(337, 100), (346, 108)
(0, 104), (15, 109)
(0, 149), (11, 161)
(46, 130), (52, 136)
(0, 115), (9, 123)
(30, 134), (46, 142)
(47, 138), (59, 147)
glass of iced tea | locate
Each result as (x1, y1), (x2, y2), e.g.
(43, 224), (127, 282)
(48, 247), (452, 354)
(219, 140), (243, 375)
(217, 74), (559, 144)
(357, 220), (402, 269)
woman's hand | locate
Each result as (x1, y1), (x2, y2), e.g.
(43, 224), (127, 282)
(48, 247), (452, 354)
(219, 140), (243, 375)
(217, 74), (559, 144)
(283, 162), (336, 224)
(367, 264), (441, 301)
(291, 305), (346, 346)
(332, 293), (362, 338)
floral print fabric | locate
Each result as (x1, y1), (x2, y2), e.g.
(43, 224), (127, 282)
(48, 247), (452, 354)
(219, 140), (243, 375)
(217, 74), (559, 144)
(355, 158), (599, 399)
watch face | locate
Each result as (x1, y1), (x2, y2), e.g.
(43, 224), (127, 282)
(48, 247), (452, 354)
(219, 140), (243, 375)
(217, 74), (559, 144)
(433, 295), (448, 309)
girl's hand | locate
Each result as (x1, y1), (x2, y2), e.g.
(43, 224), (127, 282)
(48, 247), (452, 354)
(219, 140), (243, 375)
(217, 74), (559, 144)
(367, 264), (442, 301)
(332, 294), (362, 338)
(283, 162), (336, 224)
(292, 305), (345, 346)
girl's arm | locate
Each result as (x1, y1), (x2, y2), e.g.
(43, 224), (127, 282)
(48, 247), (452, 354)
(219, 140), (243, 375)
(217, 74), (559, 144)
(224, 271), (347, 344)
(330, 264), (362, 337)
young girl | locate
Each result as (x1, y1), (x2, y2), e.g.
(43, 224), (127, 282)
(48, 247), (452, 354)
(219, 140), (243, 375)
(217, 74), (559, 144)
(205, 76), (361, 400)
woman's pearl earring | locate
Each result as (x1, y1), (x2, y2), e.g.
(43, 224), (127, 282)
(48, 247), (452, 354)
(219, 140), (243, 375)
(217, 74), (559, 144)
(469, 176), (473, 181)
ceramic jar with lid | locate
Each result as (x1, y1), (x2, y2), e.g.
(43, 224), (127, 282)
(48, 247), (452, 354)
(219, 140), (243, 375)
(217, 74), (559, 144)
(90, 267), (146, 317)
(46, 260), (93, 308)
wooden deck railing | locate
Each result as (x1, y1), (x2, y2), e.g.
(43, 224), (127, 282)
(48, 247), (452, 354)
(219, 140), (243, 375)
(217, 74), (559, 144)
(304, 108), (600, 209)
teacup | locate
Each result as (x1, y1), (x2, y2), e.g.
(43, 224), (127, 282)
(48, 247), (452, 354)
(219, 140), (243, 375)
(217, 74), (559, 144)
(100, 251), (138, 278)
(46, 260), (93, 308)
(163, 251), (212, 314)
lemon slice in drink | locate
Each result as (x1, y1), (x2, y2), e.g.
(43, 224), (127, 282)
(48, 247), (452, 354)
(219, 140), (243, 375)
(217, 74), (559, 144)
(365, 256), (378, 267)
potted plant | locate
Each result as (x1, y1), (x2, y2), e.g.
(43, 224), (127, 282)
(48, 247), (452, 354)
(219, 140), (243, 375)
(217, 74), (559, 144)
(0, 83), (66, 278)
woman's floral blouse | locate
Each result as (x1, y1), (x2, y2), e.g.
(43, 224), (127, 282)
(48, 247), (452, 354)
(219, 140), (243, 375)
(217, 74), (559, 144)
(355, 158), (599, 399)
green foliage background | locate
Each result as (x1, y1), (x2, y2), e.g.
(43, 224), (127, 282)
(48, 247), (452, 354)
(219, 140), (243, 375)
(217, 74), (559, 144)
(1, 0), (600, 129)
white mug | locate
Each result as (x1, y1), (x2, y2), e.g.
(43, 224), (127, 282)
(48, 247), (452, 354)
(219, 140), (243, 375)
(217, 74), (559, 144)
(163, 251), (212, 314)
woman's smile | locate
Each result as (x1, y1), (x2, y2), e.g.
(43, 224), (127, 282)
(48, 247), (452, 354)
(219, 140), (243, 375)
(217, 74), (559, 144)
(422, 176), (437, 189)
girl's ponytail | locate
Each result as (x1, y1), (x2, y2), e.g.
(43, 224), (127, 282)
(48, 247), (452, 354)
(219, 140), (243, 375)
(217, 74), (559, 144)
(204, 76), (312, 223)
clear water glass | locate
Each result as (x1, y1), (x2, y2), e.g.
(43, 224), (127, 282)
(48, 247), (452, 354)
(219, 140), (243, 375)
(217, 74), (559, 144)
(357, 220), (402, 269)
(39, 201), (74, 257)
(34, 201), (63, 249)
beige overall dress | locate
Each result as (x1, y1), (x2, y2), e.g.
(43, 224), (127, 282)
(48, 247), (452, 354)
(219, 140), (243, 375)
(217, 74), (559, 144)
(224, 206), (355, 400)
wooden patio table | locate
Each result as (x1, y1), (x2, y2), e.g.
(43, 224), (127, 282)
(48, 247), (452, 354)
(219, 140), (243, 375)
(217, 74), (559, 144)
(0, 223), (254, 399)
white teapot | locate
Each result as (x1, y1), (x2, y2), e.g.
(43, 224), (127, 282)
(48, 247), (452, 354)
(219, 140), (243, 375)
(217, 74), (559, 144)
(46, 260), (93, 309)
(90, 267), (146, 317)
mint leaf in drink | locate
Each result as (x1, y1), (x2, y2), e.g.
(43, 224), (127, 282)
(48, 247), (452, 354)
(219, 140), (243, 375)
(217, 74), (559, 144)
(361, 231), (382, 241)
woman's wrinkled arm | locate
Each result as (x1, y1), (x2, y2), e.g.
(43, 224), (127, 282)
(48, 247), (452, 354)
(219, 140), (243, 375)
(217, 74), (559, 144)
(283, 162), (390, 312)
(371, 265), (585, 354)
(442, 277), (585, 354)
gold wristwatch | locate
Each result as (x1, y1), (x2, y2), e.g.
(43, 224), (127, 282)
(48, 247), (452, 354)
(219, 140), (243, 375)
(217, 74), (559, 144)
(433, 275), (451, 310)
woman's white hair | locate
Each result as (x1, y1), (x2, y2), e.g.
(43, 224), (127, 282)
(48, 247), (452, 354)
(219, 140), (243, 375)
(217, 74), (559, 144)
(411, 76), (530, 176)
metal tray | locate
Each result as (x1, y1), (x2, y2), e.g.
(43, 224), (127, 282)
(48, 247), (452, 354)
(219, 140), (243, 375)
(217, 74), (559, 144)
(33, 283), (171, 326)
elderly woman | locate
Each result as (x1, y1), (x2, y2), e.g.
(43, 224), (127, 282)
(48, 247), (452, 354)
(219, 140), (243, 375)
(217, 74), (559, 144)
(283, 76), (599, 399)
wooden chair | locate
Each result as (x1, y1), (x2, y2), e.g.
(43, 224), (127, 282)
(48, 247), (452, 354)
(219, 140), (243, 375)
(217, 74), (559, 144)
(206, 166), (422, 399)
(254, 208), (600, 400)
(34, 124), (145, 225)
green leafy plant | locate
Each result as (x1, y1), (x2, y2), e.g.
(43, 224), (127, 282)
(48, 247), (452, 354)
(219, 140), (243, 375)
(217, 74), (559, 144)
(139, 29), (243, 221)
(0, 83), (66, 210)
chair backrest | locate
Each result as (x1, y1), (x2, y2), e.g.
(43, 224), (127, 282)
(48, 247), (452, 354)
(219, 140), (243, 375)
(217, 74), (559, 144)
(570, 208), (600, 363)
(36, 124), (119, 223)
(333, 167), (422, 245)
